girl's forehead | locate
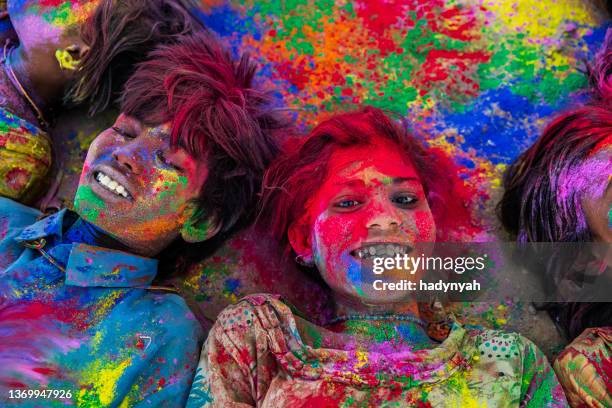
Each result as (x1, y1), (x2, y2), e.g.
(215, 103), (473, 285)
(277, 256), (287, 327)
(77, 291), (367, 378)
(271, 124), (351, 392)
(326, 141), (419, 183)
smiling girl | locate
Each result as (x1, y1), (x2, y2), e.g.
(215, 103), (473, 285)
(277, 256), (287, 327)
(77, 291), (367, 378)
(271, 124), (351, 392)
(187, 107), (568, 407)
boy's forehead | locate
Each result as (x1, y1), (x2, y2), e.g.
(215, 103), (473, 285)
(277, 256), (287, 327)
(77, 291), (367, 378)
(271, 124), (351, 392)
(10, 0), (100, 26)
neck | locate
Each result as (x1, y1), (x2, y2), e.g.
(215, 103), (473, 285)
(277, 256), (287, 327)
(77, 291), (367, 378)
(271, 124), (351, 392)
(65, 217), (130, 252)
(330, 293), (432, 347)
(333, 292), (421, 317)
(10, 45), (64, 117)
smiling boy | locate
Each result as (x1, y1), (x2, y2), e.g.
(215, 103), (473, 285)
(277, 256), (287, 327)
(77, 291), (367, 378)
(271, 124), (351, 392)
(0, 32), (282, 407)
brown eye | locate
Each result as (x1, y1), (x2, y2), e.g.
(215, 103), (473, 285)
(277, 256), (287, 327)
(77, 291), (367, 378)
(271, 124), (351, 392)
(392, 193), (418, 208)
(335, 199), (361, 208)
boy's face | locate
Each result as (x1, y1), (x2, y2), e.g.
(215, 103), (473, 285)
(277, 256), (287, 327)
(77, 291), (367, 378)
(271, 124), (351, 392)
(74, 114), (209, 256)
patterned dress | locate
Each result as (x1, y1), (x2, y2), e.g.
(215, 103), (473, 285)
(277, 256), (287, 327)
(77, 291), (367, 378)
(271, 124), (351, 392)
(187, 294), (568, 407)
(554, 327), (612, 407)
(0, 108), (51, 202)
(0, 197), (204, 407)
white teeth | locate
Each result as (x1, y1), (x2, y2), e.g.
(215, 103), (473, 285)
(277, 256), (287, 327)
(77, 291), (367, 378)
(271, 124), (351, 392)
(95, 172), (130, 199)
(355, 244), (410, 260)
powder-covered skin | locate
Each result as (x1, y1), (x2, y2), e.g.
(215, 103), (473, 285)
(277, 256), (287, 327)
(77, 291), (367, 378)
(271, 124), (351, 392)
(74, 114), (209, 256)
(297, 140), (436, 304)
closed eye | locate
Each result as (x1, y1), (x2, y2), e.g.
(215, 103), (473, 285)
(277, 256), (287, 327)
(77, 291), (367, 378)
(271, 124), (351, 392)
(112, 126), (135, 139)
(156, 150), (184, 172)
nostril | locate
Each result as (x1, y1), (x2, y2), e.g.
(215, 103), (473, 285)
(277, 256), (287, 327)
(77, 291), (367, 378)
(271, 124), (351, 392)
(113, 152), (135, 173)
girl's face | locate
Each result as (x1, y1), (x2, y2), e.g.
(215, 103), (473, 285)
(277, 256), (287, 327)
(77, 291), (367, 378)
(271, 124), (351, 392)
(74, 114), (210, 256)
(290, 139), (436, 304)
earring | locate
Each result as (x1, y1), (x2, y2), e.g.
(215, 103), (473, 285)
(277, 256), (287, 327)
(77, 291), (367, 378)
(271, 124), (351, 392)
(55, 49), (79, 71)
(295, 254), (315, 267)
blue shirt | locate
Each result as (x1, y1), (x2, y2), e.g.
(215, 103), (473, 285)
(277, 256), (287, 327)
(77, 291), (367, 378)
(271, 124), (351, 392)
(0, 198), (204, 407)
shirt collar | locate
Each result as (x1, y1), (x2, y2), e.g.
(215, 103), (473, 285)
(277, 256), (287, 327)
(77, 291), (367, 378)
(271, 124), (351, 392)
(15, 209), (70, 242)
(64, 243), (158, 288)
(16, 212), (158, 288)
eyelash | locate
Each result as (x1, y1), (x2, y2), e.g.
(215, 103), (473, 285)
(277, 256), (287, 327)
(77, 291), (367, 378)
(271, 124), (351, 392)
(392, 193), (418, 208)
(112, 126), (135, 139)
(335, 199), (362, 209)
(333, 194), (419, 210)
(156, 150), (183, 172)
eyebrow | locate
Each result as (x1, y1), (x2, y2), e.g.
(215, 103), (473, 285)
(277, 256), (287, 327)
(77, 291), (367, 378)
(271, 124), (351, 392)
(391, 177), (420, 184)
(154, 132), (174, 148)
(333, 177), (420, 188)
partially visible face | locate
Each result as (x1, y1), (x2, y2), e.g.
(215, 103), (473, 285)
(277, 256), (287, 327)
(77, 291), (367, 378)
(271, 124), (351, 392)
(291, 139), (436, 304)
(8, 0), (100, 78)
(582, 144), (612, 243)
(74, 114), (209, 256)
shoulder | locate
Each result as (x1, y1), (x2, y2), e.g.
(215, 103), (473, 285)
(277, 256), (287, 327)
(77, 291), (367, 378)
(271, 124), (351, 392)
(553, 327), (612, 407)
(0, 197), (39, 255)
(139, 291), (205, 342)
(469, 328), (550, 368)
(554, 326), (612, 373)
(0, 196), (40, 225)
(474, 329), (528, 358)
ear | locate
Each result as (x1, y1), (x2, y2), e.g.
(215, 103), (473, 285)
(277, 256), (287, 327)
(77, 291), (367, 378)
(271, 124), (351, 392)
(55, 44), (89, 71)
(179, 205), (221, 243)
(288, 218), (313, 263)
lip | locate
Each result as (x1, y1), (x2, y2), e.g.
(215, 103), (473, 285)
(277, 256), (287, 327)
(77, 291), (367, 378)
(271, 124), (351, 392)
(88, 164), (136, 203)
(349, 241), (414, 260)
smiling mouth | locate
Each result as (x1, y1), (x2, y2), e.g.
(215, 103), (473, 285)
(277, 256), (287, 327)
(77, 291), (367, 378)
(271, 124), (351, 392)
(94, 171), (132, 199)
(351, 243), (413, 259)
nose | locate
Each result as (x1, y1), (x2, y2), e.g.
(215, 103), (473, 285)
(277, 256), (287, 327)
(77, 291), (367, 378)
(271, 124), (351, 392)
(112, 144), (143, 174)
(366, 200), (403, 231)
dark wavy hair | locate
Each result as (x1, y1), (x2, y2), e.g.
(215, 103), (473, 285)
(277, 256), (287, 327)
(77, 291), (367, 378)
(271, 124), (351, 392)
(66, 0), (205, 115)
(498, 29), (612, 340)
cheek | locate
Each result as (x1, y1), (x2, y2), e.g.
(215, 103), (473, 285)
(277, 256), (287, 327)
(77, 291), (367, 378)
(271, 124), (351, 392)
(411, 209), (436, 241)
(83, 133), (120, 166)
(143, 171), (191, 213)
(311, 212), (368, 284)
(314, 212), (368, 257)
(120, 216), (181, 239)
